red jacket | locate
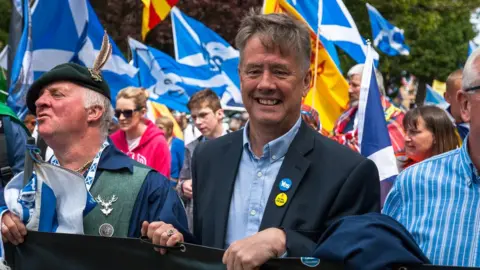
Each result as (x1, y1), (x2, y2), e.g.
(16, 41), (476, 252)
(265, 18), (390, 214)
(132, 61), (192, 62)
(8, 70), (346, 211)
(110, 119), (171, 178)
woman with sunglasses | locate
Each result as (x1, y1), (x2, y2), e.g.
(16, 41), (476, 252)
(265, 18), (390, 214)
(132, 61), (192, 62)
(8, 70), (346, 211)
(110, 87), (171, 178)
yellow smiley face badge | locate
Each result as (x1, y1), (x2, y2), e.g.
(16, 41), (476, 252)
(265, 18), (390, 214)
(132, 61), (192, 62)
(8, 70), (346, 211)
(275, 193), (288, 207)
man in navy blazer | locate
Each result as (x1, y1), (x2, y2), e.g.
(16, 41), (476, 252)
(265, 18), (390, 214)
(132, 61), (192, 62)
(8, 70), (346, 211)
(144, 11), (380, 270)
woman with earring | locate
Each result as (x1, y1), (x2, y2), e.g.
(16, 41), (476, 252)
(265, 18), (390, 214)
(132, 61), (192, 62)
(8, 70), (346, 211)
(110, 87), (171, 177)
(400, 105), (460, 170)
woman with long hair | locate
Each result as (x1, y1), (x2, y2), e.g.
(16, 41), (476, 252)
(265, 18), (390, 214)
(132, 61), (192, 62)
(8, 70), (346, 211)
(400, 105), (460, 170)
(110, 87), (171, 177)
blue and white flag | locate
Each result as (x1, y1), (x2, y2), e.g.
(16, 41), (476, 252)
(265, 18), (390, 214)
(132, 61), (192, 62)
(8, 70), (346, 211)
(424, 84), (448, 109)
(29, 0), (138, 107)
(170, 7), (243, 106)
(285, 0), (379, 65)
(356, 43), (398, 202)
(7, 0), (32, 119)
(129, 38), (195, 112)
(366, 3), (410, 56)
(468, 40), (478, 57)
(0, 157), (96, 267)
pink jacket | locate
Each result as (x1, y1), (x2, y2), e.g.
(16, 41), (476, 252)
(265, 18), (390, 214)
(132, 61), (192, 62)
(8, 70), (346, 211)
(110, 119), (171, 178)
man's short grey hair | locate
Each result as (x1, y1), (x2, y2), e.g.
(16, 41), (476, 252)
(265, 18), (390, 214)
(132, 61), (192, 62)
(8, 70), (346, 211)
(235, 10), (311, 72)
(347, 64), (386, 96)
(84, 89), (114, 140)
(463, 48), (480, 92)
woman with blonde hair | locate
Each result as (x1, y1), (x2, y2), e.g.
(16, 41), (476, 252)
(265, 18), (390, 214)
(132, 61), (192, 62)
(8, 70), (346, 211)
(110, 87), (171, 177)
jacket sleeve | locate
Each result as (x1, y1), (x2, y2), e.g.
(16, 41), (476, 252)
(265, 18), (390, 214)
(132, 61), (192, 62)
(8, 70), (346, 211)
(283, 158), (380, 257)
(129, 170), (195, 243)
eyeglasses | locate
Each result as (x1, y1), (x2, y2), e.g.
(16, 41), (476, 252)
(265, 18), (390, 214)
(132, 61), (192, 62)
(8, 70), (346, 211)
(465, 85), (480, 92)
(114, 108), (142, 118)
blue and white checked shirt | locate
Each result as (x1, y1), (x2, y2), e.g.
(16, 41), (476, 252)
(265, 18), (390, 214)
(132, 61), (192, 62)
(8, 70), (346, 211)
(224, 117), (302, 248)
(383, 136), (480, 267)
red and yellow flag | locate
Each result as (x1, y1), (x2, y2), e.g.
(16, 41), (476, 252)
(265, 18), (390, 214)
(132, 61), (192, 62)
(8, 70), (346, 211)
(146, 100), (184, 140)
(263, 0), (349, 132)
(141, 0), (178, 40)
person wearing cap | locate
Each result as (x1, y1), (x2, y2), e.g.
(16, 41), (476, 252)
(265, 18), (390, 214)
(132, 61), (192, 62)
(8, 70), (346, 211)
(0, 36), (190, 244)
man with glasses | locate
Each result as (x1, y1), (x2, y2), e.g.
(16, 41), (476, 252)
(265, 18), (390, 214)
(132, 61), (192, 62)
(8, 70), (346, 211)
(176, 89), (229, 232)
(383, 48), (480, 266)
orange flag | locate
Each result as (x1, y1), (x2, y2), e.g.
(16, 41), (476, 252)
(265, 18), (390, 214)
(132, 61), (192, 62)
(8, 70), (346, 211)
(141, 0), (179, 40)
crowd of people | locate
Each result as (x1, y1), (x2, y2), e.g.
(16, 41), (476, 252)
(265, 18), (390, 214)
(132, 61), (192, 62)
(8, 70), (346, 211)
(0, 9), (479, 270)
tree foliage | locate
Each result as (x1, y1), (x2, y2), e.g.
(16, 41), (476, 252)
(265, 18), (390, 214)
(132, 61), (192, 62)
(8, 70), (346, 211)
(0, 0), (11, 49)
(90, 0), (263, 57)
(344, 0), (478, 82)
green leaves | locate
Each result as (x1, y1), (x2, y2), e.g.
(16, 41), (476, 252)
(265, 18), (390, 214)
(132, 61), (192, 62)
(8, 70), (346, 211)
(344, 0), (478, 82)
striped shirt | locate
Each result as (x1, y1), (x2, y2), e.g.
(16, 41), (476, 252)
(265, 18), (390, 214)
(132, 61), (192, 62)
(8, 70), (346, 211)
(383, 136), (480, 267)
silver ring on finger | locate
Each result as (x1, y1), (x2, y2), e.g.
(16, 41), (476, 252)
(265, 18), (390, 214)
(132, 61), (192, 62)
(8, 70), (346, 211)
(1, 223), (7, 231)
(166, 229), (175, 237)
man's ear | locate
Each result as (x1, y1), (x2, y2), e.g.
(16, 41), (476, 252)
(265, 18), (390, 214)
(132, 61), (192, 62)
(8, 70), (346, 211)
(444, 92), (450, 103)
(86, 105), (104, 123)
(457, 91), (471, 123)
(302, 71), (312, 98)
(216, 109), (225, 120)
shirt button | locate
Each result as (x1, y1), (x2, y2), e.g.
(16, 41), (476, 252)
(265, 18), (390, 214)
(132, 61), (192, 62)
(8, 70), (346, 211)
(272, 155), (277, 160)
(250, 210), (256, 216)
(257, 171), (262, 177)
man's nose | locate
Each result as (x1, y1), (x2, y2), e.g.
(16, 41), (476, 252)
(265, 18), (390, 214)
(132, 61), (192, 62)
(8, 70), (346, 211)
(257, 71), (275, 90)
(35, 92), (50, 112)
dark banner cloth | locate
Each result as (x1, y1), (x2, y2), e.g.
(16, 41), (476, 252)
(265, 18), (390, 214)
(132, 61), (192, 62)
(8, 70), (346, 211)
(5, 231), (480, 270)
(4, 231), (331, 270)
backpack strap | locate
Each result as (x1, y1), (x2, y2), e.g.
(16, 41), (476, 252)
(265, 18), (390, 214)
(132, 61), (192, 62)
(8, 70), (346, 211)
(0, 115), (14, 185)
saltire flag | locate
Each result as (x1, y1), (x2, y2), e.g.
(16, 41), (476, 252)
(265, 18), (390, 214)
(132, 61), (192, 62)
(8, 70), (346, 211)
(146, 100), (183, 140)
(280, 0), (379, 65)
(28, 0), (138, 108)
(7, 0), (32, 119)
(263, 0), (349, 132)
(170, 7), (243, 107)
(468, 40), (478, 57)
(141, 0), (178, 40)
(424, 84), (448, 109)
(366, 3), (410, 56)
(129, 37), (219, 112)
(0, 155), (96, 267)
(356, 43), (398, 205)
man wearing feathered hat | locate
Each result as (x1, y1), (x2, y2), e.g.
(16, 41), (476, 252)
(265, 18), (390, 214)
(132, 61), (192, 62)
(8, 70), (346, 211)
(0, 33), (190, 244)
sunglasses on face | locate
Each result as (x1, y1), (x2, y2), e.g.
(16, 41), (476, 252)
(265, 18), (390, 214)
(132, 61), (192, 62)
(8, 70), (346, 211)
(114, 108), (142, 118)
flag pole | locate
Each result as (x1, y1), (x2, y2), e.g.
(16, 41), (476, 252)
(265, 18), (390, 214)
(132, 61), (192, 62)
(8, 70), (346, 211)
(312, 26), (323, 132)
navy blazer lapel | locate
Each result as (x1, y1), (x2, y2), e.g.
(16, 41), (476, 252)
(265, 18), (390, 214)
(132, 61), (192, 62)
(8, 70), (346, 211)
(259, 122), (314, 230)
(212, 131), (243, 248)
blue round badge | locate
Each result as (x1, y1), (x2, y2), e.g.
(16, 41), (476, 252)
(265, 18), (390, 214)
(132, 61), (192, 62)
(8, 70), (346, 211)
(279, 178), (292, 191)
(301, 257), (320, 268)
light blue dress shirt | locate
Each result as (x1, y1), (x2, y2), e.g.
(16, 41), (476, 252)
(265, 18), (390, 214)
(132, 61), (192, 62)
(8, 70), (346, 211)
(225, 117), (302, 248)
(383, 136), (480, 267)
